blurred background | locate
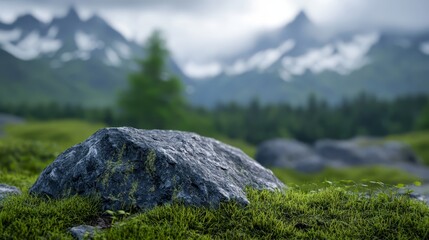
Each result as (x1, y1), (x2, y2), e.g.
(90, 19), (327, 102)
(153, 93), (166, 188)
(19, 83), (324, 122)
(1, 0), (429, 191)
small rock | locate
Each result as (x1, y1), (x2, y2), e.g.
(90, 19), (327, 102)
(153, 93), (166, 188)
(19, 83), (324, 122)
(255, 139), (325, 172)
(0, 184), (21, 201)
(30, 127), (285, 211)
(70, 225), (100, 240)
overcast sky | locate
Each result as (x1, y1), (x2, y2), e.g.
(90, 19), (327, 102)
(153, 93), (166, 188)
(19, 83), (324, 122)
(1, 0), (429, 72)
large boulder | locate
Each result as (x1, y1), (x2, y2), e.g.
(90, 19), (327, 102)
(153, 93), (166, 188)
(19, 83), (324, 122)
(255, 139), (325, 172)
(29, 127), (284, 210)
(315, 137), (421, 166)
(0, 184), (21, 201)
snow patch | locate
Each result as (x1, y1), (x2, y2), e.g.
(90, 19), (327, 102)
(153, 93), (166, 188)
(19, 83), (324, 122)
(47, 27), (58, 38)
(104, 48), (121, 66)
(280, 32), (379, 81)
(420, 42), (429, 55)
(114, 41), (131, 58)
(226, 39), (295, 75)
(0, 29), (21, 43)
(2, 31), (62, 60)
(75, 31), (103, 52)
(183, 62), (222, 79)
(60, 51), (90, 62)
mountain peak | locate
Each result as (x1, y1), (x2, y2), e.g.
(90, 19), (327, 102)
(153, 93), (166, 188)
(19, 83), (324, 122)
(13, 13), (41, 27)
(290, 10), (311, 26)
(64, 7), (81, 21)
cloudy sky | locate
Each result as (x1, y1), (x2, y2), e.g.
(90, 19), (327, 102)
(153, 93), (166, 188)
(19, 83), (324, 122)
(1, 0), (429, 76)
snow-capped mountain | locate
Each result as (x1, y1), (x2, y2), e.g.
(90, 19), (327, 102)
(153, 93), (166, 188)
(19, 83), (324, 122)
(189, 11), (429, 107)
(0, 8), (188, 107)
(1, 9), (428, 108)
(0, 8), (139, 67)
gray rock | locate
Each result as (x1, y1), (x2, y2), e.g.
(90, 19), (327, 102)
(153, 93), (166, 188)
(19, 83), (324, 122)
(0, 184), (21, 201)
(255, 139), (325, 172)
(315, 137), (420, 167)
(30, 127), (284, 210)
(70, 225), (100, 240)
(398, 184), (429, 206)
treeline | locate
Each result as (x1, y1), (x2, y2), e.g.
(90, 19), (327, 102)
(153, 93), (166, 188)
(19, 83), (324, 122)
(0, 102), (115, 125)
(212, 93), (429, 144)
(1, 93), (428, 145)
(1, 31), (428, 145)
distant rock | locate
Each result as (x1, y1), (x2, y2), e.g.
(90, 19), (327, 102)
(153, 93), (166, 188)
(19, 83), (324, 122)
(315, 137), (421, 166)
(255, 139), (325, 172)
(70, 225), (100, 240)
(30, 127), (284, 211)
(0, 184), (21, 201)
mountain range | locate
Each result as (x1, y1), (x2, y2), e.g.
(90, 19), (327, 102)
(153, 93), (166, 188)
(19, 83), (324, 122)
(189, 11), (429, 106)
(0, 9), (428, 107)
(0, 8), (187, 107)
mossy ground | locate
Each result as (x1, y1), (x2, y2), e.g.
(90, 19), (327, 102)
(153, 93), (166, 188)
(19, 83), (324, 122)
(1, 181), (428, 239)
(1, 120), (429, 239)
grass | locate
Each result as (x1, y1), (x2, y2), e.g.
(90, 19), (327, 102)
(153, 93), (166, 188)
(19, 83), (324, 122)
(0, 194), (101, 240)
(1, 120), (429, 239)
(0, 186), (428, 239)
(4, 119), (105, 150)
(272, 166), (421, 187)
(387, 131), (429, 166)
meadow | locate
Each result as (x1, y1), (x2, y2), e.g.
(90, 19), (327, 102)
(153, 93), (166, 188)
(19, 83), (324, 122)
(1, 120), (428, 239)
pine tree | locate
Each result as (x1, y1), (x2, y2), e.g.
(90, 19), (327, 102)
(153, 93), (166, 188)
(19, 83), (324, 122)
(119, 31), (186, 129)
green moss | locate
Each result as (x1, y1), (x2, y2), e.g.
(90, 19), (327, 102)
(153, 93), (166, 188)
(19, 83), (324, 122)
(0, 171), (38, 191)
(101, 145), (128, 188)
(0, 180), (428, 239)
(145, 150), (157, 176)
(95, 187), (429, 239)
(0, 193), (101, 239)
(129, 181), (139, 205)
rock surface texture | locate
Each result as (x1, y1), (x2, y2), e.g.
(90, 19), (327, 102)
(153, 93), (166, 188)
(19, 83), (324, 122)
(70, 225), (100, 240)
(255, 139), (325, 172)
(0, 184), (21, 201)
(29, 127), (284, 210)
